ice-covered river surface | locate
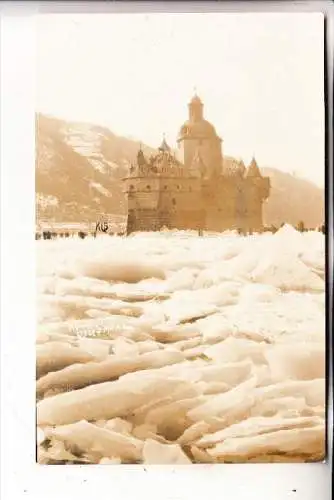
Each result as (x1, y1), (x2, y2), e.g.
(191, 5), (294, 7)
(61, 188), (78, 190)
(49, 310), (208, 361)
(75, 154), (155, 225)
(36, 225), (326, 464)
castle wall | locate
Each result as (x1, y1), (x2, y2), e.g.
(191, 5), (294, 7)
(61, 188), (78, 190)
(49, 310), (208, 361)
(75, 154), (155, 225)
(242, 181), (265, 231)
(125, 176), (204, 233)
(203, 179), (238, 231)
(127, 205), (204, 234)
(202, 176), (270, 232)
(126, 177), (160, 210)
(157, 177), (201, 193)
(127, 209), (165, 233)
(177, 138), (197, 168)
(158, 181), (204, 230)
(125, 174), (269, 234)
(171, 209), (205, 230)
(126, 177), (161, 191)
(199, 137), (222, 177)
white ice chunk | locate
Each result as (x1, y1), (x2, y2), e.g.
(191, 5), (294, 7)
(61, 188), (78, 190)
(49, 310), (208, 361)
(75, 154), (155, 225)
(208, 425), (325, 461)
(264, 342), (325, 381)
(187, 375), (258, 422)
(37, 376), (194, 425)
(196, 415), (324, 448)
(36, 342), (95, 378)
(143, 439), (192, 464)
(48, 420), (143, 462)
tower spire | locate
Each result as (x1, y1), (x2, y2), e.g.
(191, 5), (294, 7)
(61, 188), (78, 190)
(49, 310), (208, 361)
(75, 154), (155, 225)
(137, 143), (146, 166)
(159, 133), (171, 152)
(246, 156), (261, 178)
(188, 90), (203, 122)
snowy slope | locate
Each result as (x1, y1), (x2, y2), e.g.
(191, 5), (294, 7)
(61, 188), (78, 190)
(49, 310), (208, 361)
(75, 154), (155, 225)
(36, 114), (155, 222)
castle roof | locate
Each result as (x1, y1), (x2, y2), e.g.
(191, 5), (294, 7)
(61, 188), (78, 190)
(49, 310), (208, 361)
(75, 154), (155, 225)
(246, 157), (262, 178)
(137, 147), (146, 166)
(178, 93), (218, 141)
(178, 119), (218, 140)
(158, 135), (171, 152)
(134, 145), (181, 174)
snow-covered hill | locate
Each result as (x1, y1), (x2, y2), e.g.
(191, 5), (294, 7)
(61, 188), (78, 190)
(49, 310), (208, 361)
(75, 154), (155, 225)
(36, 114), (154, 222)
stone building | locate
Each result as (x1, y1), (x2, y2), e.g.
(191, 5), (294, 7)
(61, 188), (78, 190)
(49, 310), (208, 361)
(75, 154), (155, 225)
(124, 94), (270, 234)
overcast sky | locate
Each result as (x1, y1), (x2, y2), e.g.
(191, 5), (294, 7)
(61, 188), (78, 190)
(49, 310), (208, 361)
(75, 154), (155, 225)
(36, 13), (324, 187)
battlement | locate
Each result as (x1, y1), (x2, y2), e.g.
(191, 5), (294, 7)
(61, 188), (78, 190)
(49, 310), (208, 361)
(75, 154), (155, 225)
(131, 164), (189, 178)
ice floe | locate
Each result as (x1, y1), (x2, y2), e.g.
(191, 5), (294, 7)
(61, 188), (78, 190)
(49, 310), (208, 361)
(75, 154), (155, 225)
(36, 226), (326, 463)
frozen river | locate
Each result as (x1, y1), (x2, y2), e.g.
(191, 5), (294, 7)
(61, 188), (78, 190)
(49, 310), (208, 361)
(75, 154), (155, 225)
(36, 225), (326, 464)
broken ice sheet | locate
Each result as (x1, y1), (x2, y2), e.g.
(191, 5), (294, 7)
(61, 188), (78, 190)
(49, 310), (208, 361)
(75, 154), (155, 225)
(143, 439), (192, 464)
(36, 226), (326, 463)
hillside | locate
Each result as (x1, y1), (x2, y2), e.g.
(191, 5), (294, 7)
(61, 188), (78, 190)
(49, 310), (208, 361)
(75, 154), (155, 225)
(36, 114), (153, 222)
(35, 114), (324, 228)
(261, 167), (324, 228)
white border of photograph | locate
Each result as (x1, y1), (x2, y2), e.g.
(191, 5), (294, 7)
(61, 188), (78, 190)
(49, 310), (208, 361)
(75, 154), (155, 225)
(0, 2), (332, 500)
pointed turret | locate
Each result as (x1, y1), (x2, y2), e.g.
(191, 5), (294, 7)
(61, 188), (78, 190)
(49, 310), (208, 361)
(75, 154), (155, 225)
(158, 134), (171, 153)
(137, 144), (146, 167)
(246, 156), (261, 178)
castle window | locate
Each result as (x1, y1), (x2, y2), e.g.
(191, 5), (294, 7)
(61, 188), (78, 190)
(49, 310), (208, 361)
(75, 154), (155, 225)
(129, 185), (134, 191)
(164, 185), (167, 190)
(177, 185), (180, 190)
(172, 198), (176, 206)
(146, 185), (151, 190)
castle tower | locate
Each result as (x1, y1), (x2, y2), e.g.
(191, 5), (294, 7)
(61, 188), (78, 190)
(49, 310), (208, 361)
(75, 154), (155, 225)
(137, 145), (146, 167)
(246, 156), (261, 178)
(244, 156), (270, 231)
(123, 135), (205, 234)
(177, 93), (223, 178)
(190, 147), (206, 179)
(122, 96), (271, 235)
(188, 93), (204, 122)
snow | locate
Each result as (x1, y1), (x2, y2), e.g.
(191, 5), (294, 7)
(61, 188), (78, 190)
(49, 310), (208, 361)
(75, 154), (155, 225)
(61, 125), (118, 175)
(90, 181), (112, 197)
(143, 439), (192, 464)
(36, 225), (326, 463)
(36, 193), (59, 208)
(47, 420), (143, 462)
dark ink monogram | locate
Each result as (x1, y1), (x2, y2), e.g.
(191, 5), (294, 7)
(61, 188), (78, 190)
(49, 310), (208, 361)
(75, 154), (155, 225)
(95, 220), (109, 233)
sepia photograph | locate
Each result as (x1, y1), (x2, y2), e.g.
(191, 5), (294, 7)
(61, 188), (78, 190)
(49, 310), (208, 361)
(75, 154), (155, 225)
(35, 12), (326, 465)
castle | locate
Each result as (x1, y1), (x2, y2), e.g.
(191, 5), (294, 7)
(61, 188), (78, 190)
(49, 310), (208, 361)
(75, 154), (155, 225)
(124, 94), (270, 234)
